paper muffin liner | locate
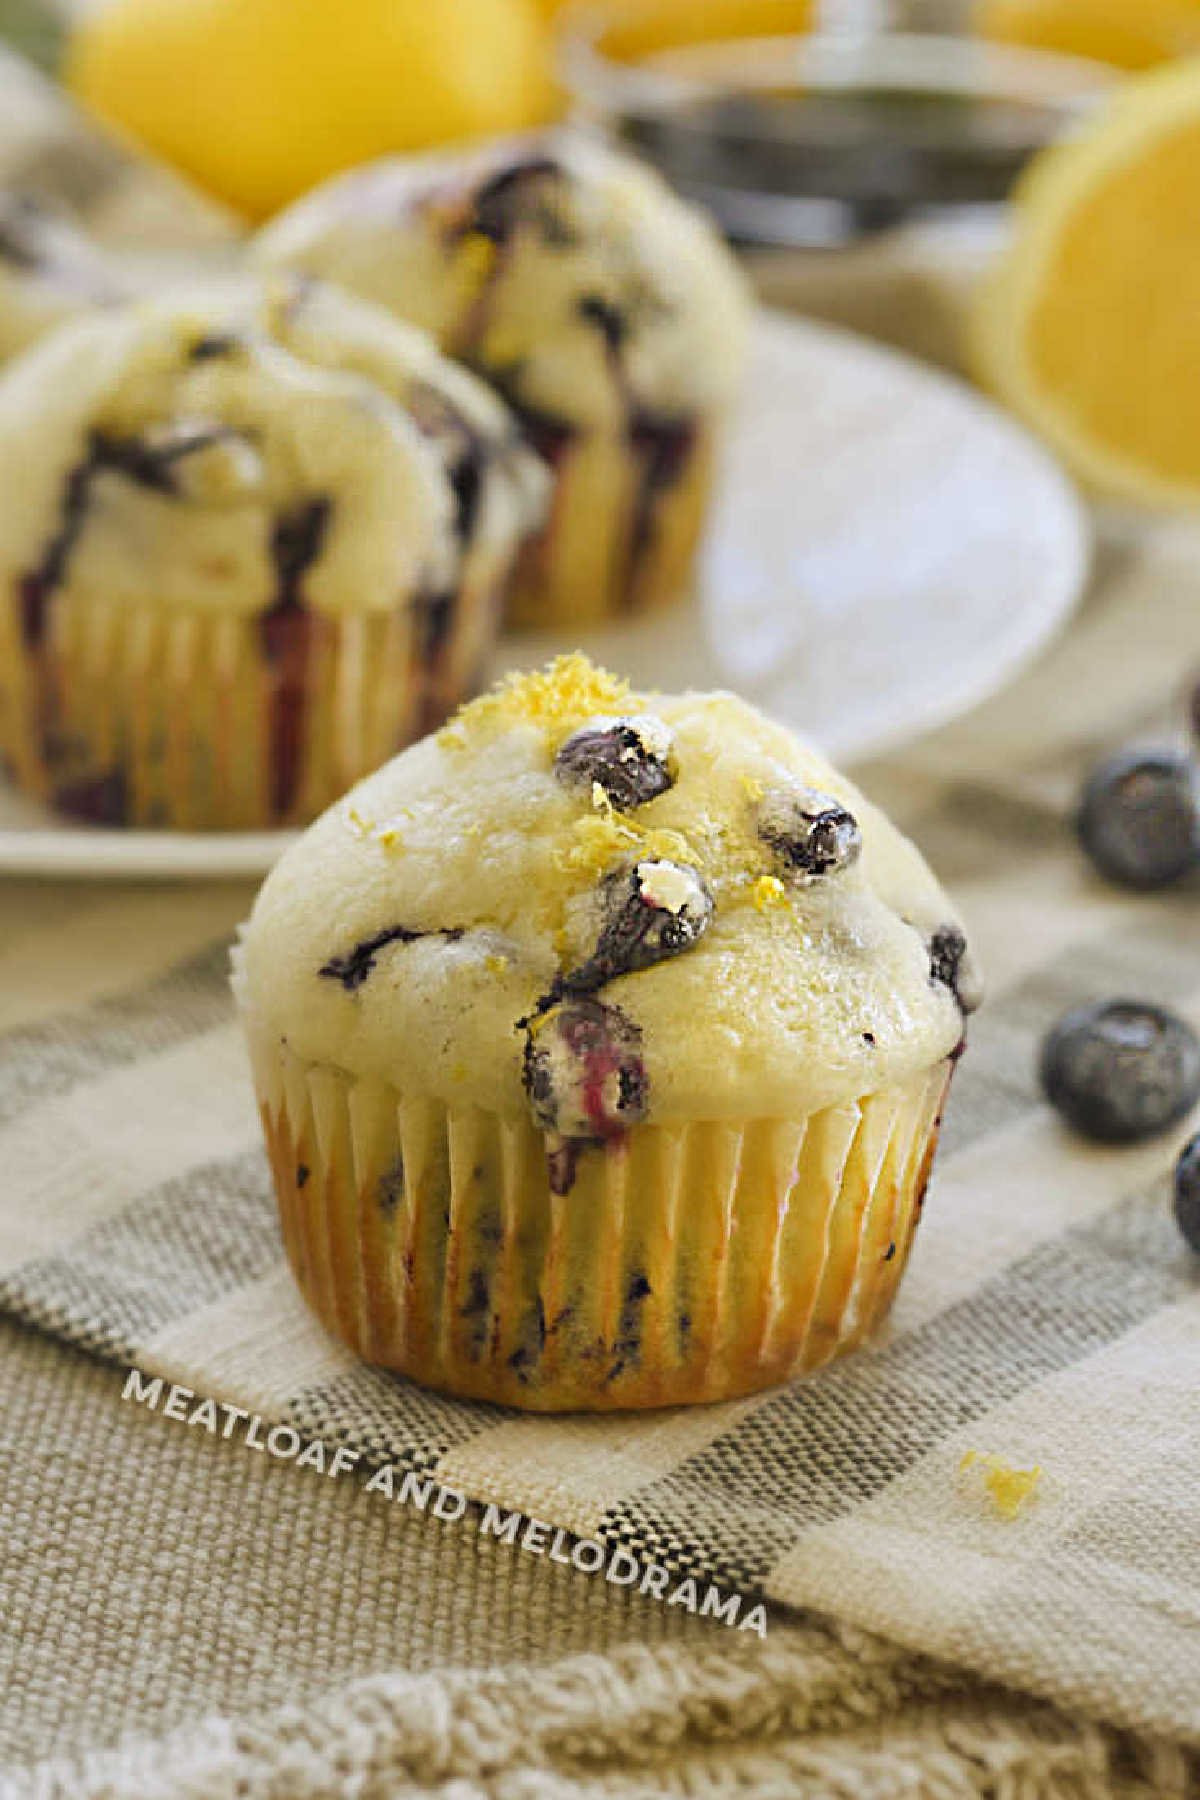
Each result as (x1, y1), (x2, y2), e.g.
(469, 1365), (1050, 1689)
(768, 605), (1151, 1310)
(505, 412), (719, 629)
(0, 561), (503, 831)
(237, 978), (953, 1411)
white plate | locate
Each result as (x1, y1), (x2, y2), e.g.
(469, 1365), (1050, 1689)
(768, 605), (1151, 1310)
(0, 310), (1088, 880)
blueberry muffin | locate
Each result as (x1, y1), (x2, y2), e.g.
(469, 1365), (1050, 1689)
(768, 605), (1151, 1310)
(0, 191), (125, 365)
(234, 655), (980, 1411)
(0, 277), (545, 828)
(255, 132), (750, 627)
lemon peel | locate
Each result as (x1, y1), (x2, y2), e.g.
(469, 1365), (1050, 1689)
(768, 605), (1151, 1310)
(751, 875), (788, 912)
(439, 654), (637, 749)
(959, 1450), (1043, 1520)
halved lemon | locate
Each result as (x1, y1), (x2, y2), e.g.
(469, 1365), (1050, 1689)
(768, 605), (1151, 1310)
(972, 59), (1200, 507)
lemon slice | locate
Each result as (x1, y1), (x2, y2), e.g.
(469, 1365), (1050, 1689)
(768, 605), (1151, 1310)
(972, 60), (1200, 507)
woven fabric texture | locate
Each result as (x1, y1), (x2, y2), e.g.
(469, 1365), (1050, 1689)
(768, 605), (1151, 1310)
(0, 51), (1198, 1794)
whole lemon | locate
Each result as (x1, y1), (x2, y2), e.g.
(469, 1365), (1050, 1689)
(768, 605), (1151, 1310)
(67, 0), (557, 221)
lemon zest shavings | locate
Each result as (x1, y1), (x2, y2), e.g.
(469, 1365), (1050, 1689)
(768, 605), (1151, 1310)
(341, 803), (409, 851)
(438, 654), (637, 748)
(959, 1450), (1043, 1520)
(556, 785), (694, 882)
(751, 874), (788, 912)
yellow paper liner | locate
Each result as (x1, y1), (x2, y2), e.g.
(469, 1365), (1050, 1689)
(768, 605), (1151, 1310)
(239, 991), (953, 1411)
(505, 417), (719, 629)
(0, 557), (505, 831)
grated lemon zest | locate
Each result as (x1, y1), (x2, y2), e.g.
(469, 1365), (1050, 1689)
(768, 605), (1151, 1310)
(752, 875), (787, 912)
(960, 1450), (1043, 1520)
(439, 654), (636, 748)
(556, 809), (694, 882)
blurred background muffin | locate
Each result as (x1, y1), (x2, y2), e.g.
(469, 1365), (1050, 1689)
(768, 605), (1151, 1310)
(256, 131), (751, 626)
(0, 277), (545, 829)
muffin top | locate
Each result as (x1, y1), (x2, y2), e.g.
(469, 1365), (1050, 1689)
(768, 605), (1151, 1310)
(241, 657), (980, 1138)
(0, 276), (545, 629)
(0, 192), (125, 365)
(254, 132), (751, 431)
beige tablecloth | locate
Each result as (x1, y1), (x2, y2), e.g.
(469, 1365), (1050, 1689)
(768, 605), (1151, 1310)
(1, 51), (1199, 1800)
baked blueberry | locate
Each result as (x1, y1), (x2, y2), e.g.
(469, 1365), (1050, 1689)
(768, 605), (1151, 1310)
(469, 156), (563, 246)
(553, 714), (676, 809)
(1039, 1000), (1200, 1144)
(1077, 749), (1200, 890)
(929, 924), (983, 1015)
(758, 787), (862, 880)
(578, 293), (629, 352)
(523, 998), (648, 1142)
(1174, 1133), (1200, 1254)
(566, 859), (713, 993)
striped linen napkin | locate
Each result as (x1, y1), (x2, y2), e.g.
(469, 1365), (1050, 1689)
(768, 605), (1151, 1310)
(1, 522), (1197, 1747)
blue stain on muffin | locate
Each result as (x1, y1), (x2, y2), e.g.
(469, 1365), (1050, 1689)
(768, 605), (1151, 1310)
(606, 1270), (652, 1385)
(376, 1154), (405, 1217)
(320, 924), (466, 992)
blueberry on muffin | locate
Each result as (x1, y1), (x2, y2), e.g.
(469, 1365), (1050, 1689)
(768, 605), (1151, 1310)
(235, 655), (979, 1410)
(255, 132), (750, 626)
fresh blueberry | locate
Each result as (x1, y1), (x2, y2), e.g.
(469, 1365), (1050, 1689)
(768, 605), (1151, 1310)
(1077, 749), (1200, 890)
(1040, 1000), (1200, 1144)
(1174, 1133), (1200, 1254)
(564, 859), (713, 993)
(522, 998), (648, 1143)
(758, 787), (862, 879)
(554, 715), (676, 810)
